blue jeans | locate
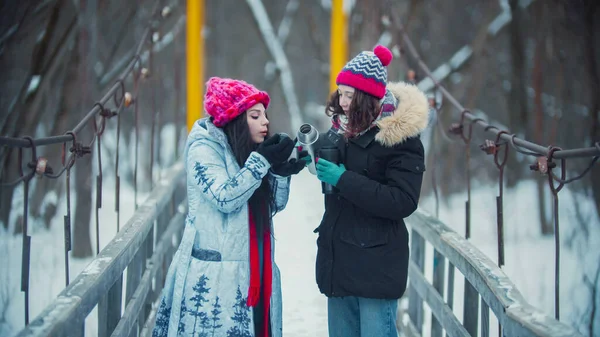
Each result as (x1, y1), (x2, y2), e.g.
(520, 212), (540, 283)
(327, 296), (398, 337)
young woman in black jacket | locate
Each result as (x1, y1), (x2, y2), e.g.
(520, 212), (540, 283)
(314, 45), (430, 337)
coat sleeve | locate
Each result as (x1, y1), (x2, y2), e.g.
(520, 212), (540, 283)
(335, 137), (425, 221)
(187, 139), (271, 214)
(268, 172), (291, 214)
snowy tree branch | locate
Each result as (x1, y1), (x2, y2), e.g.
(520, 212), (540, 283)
(100, 3), (139, 77)
(246, 0), (303, 132)
(416, 0), (536, 92)
(99, 18), (184, 89)
(99, 0), (185, 88)
(0, 240), (13, 325)
(277, 0), (299, 42)
(415, 0), (585, 119)
(301, 3), (329, 77)
(264, 0), (299, 81)
(582, 266), (600, 337)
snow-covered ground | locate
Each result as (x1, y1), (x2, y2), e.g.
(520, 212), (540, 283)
(1, 127), (598, 336)
(272, 169), (329, 337)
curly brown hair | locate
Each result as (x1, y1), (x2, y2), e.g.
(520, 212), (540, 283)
(325, 89), (380, 138)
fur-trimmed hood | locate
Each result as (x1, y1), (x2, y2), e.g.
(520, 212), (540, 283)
(375, 81), (429, 147)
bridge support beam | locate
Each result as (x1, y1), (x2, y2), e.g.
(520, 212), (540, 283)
(186, 0), (204, 131)
(329, 0), (349, 94)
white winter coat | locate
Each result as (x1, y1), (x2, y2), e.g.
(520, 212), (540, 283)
(152, 117), (290, 337)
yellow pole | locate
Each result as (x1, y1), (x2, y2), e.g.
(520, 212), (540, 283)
(187, 0), (204, 131)
(329, 0), (348, 94)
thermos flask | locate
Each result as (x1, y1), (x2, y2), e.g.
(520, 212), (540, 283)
(318, 147), (340, 195)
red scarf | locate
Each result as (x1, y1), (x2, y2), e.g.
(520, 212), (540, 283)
(246, 208), (272, 337)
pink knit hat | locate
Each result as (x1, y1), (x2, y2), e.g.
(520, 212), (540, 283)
(203, 77), (271, 127)
(336, 45), (393, 99)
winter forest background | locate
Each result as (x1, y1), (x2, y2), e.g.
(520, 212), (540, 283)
(0, 0), (599, 336)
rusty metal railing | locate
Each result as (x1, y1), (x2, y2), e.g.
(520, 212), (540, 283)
(0, 0), (185, 329)
(400, 209), (583, 337)
(15, 163), (186, 337)
(387, 6), (599, 337)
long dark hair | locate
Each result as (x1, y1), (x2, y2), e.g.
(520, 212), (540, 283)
(221, 112), (275, 237)
(326, 89), (380, 137)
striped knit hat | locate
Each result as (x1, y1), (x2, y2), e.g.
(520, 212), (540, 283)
(336, 45), (393, 99)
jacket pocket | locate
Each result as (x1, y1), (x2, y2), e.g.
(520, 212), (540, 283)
(340, 226), (389, 248)
(401, 157), (426, 173)
(191, 248), (222, 261)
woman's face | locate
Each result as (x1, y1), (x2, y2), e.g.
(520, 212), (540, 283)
(246, 103), (270, 144)
(337, 84), (355, 114)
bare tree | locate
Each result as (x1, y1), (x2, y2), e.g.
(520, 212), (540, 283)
(507, 0), (529, 134)
(506, 0), (529, 188)
(561, 181), (600, 336)
(0, 240), (15, 334)
(0, 0), (69, 231)
(531, 2), (553, 235)
(70, 0), (98, 257)
(582, 265), (600, 337)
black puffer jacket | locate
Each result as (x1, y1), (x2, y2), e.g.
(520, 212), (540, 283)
(315, 81), (429, 299)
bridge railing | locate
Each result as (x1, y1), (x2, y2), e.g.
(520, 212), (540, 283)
(399, 209), (582, 337)
(16, 163), (186, 337)
(385, 8), (599, 335)
(0, 0), (187, 330)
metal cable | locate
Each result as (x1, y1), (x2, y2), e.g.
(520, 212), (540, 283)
(0, 0), (165, 187)
(393, 17), (600, 162)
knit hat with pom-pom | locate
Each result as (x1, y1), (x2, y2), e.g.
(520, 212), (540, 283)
(336, 45), (393, 99)
(203, 77), (270, 127)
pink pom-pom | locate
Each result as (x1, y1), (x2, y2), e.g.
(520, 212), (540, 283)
(374, 45), (393, 66)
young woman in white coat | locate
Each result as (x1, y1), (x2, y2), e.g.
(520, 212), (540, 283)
(153, 77), (309, 337)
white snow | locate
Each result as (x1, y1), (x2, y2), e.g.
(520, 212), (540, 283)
(245, 0), (303, 132)
(26, 75), (41, 96)
(152, 15), (185, 54)
(277, 0), (299, 43)
(319, 1), (355, 17)
(81, 257), (112, 275)
(375, 32), (393, 49)
(449, 46), (473, 71)
(273, 170), (329, 337)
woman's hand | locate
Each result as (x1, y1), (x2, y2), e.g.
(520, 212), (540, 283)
(256, 134), (295, 165)
(271, 150), (311, 176)
(316, 158), (346, 187)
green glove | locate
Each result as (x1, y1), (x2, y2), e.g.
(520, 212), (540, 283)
(298, 149), (312, 165)
(316, 158), (346, 187)
(295, 144), (312, 165)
